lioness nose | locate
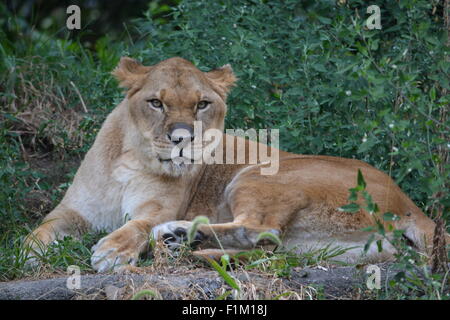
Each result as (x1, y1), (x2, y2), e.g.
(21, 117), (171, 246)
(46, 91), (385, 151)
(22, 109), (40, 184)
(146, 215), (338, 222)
(167, 122), (194, 145)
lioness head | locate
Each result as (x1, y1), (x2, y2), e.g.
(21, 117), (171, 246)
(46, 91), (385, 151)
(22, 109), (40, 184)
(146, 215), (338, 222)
(113, 57), (236, 176)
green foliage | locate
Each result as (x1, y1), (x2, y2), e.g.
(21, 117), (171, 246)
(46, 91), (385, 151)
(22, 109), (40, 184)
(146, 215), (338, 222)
(255, 231), (282, 246)
(341, 170), (449, 299)
(207, 255), (241, 292)
(37, 233), (101, 270)
(0, 232), (102, 280)
(235, 244), (352, 278)
(339, 169), (382, 216)
(131, 289), (161, 300)
(187, 215), (210, 245)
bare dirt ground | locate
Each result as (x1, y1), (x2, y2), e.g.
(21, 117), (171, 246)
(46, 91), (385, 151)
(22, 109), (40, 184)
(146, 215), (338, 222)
(0, 264), (397, 300)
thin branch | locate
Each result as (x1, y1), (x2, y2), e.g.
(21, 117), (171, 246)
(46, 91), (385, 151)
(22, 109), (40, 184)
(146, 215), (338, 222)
(70, 81), (88, 113)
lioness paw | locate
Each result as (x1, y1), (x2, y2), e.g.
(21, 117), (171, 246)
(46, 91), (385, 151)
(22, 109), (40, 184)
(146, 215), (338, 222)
(91, 235), (139, 273)
(151, 221), (206, 250)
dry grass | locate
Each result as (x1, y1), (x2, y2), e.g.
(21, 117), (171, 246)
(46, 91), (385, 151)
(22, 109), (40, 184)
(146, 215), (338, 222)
(81, 271), (318, 300)
(67, 242), (320, 300)
(2, 59), (86, 156)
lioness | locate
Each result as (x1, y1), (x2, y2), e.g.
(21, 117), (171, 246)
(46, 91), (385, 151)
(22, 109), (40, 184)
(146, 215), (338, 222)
(25, 57), (447, 272)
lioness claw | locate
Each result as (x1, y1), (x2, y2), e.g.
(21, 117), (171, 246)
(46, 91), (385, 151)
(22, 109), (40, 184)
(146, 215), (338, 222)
(91, 236), (138, 273)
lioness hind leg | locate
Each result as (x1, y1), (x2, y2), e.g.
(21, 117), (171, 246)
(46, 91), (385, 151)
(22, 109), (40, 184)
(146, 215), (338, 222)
(194, 171), (310, 249)
(24, 205), (91, 264)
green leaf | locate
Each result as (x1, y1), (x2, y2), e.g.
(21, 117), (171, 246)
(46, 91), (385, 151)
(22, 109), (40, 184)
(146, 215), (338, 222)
(376, 220), (386, 236)
(207, 258), (240, 291)
(338, 203), (360, 213)
(188, 216), (210, 244)
(383, 212), (400, 221)
(256, 231), (282, 246)
(316, 16), (332, 25)
(361, 226), (376, 232)
(221, 254), (231, 269)
(429, 87), (436, 101)
(245, 257), (272, 270)
(348, 188), (358, 201)
(364, 234), (376, 253)
(376, 239), (383, 253)
(131, 289), (160, 300)
(393, 229), (405, 239)
(216, 290), (233, 300)
(357, 170), (367, 189)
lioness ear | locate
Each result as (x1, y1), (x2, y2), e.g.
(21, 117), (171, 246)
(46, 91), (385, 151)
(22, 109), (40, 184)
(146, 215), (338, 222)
(206, 64), (237, 99)
(112, 57), (151, 90)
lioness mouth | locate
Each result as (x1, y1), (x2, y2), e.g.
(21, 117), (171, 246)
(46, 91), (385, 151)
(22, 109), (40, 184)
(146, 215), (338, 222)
(158, 156), (195, 164)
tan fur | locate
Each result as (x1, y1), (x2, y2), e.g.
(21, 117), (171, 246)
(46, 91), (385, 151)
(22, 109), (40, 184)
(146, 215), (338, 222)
(25, 57), (447, 272)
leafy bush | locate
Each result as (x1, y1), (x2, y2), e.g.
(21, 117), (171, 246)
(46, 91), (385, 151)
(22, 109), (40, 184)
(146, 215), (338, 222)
(340, 170), (449, 299)
(0, 3), (126, 278)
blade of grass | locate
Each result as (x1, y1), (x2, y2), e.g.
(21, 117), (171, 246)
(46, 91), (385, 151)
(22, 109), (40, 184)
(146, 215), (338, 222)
(206, 258), (240, 291)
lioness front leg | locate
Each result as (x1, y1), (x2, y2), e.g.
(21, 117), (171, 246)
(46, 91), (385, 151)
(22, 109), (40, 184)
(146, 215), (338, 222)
(90, 169), (193, 272)
(91, 176), (186, 272)
(90, 219), (152, 272)
(91, 205), (181, 272)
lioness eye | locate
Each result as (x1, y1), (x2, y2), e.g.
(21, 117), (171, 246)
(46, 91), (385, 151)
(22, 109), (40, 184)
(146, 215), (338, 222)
(148, 99), (163, 109)
(197, 100), (210, 110)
